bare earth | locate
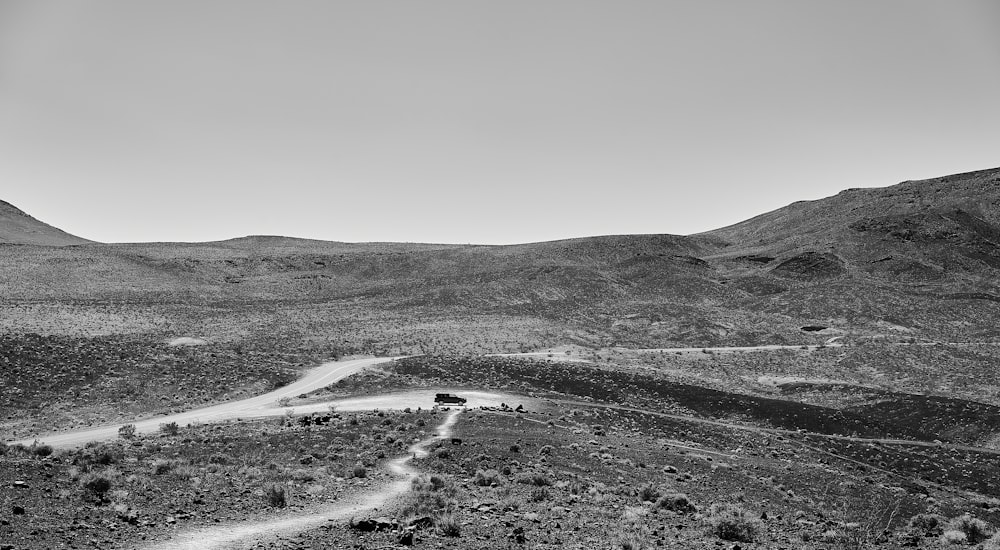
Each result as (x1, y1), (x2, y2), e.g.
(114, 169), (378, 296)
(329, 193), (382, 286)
(141, 410), (462, 550)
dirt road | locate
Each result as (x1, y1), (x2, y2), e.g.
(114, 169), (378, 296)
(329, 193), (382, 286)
(140, 409), (462, 550)
(16, 355), (528, 449)
(14, 356), (398, 448)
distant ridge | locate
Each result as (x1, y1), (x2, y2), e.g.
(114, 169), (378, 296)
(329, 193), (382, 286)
(0, 200), (93, 246)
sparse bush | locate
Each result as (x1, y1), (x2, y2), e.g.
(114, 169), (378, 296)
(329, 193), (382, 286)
(152, 459), (174, 475)
(398, 474), (458, 518)
(619, 531), (646, 550)
(474, 469), (501, 487)
(820, 529), (846, 544)
(516, 473), (551, 486)
(656, 492), (696, 513)
(159, 422), (179, 435)
(908, 513), (945, 536)
(290, 468), (315, 482)
(496, 491), (520, 512)
(947, 513), (993, 544)
(705, 502), (760, 542)
(82, 444), (122, 466)
(639, 484), (660, 502)
(208, 453), (230, 465)
(529, 487), (550, 502)
(118, 424), (136, 439)
(264, 483), (287, 507)
(30, 442), (53, 457)
(435, 511), (461, 536)
(80, 472), (113, 497)
(172, 464), (199, 480)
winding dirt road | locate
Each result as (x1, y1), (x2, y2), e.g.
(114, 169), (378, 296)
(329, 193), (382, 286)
(140, 409), (462, 550)
(14, 356), (398, 448)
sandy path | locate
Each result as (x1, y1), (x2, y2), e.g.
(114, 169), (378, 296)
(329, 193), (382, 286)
(139, 409), (462, 550)
(13, 356), (399, 449)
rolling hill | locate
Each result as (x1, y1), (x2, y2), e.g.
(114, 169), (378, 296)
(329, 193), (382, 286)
(2, 166), (999, 349)
(0, 200), (93, 246)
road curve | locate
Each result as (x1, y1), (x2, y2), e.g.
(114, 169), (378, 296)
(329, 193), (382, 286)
(14, 356), (399, 449)
(141, 409), (463, 550)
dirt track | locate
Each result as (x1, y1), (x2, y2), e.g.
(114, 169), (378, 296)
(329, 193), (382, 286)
(140, 410), (462, 550)
(15, 357), (529, 449)
(13, 356), (397, 448)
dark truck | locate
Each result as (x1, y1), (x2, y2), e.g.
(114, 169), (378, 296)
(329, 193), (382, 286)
(434, 393), (467, 406)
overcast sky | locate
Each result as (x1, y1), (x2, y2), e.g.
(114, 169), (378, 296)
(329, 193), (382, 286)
(1, 1), (999, 244)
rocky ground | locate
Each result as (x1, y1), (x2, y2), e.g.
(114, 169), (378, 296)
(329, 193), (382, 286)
(0, 409), (436, 549)
(6, 352), (1000, 549)
(244, 405), (1000, 549)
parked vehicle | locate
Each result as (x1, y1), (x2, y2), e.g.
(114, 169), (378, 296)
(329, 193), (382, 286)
(434, 393), (467, 405)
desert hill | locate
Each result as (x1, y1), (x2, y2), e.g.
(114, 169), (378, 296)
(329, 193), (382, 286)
(702, 166), (1000, 278)
(0, 200), (93, 246)
(2, 167), (1000, 348)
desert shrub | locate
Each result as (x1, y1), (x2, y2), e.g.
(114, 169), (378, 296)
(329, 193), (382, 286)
(290, 468), (315, 482)
(435, 511), (461, 536)
(118, 424), (136, 439)
(517, 473), (551, 487)
(172, 464), (199, 480)
(496, 490), (520, 512)
(639, 484), (660, 502)
(208, 453), (230, 465)
(908, 513), (945, 536)
(152, 459), (175, 475)
(474, 469), (501, 487)
(529, 487), (550, 502)
(81, 444), (122, 466)
(619, 531), (646, 550)
(398, 474), (458, 518)
(159, 422), (179, 435)
(80, 472), (113, 497)
(264, 483), (287, 507)
(705, 502), (760, 542)
(656, 493), (696, 513)
(30, 442), (53, 457)
(947, 513), (993, 544)
(819, 529), (845, 543)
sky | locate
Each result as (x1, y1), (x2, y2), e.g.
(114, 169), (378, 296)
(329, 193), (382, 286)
(1, 1), (999, 245)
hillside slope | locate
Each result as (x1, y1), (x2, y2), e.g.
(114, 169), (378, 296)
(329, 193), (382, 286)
(0, 200), (93, 246)
(2, 167), (1000, 349)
